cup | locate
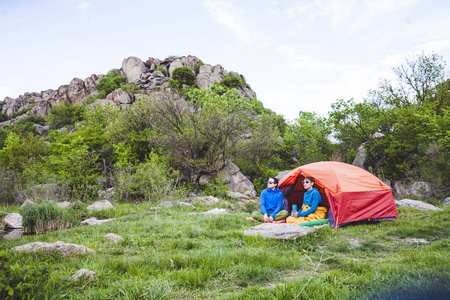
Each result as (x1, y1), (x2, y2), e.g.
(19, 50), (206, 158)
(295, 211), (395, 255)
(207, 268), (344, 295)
(292, 204), (297, 212)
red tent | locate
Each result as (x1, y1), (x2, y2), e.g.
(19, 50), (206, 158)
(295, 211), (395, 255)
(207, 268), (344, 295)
(278, 161), (398, 228)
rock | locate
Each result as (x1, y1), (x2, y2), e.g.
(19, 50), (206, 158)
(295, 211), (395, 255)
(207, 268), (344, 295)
(243, 223), (316, 239)
(106, 88), (132, 105)
(176, 201), (195, 208)
(12, 241), (96, 257)
(72, 269), (96, 281)
(195, 72), (223, 89)
(444, 197), (450, 207)
(122, 56), (146, 83)
(222, 161), (257, 197)
(392, 181), (432, 198)
(67, 78), (87, 104)
(275, 170), (291, 181)
(227, 191), (250, 201)
(34, 124), (50, 135)
(191, 196), (220, 204)
(199, 64), (212, 73)
(161, 201), (174, 207)
(105, 233), (123, 243)
(168, 59), (184, 76)
(21, 199), (35, 208)
(3, 229), (23, 239)
(98, 188), (115, 200)
(3, 213), (22, 229)
(201, 208), (228, 215)
(395, 199), (442, 211)
(57, 201), (72, 208)
(352, 144), (367, 169)
(373, 132), (385, 139)
(87, 200), (115, 212)
(237, 85), (257, 100)
(80, 217), (114, 226)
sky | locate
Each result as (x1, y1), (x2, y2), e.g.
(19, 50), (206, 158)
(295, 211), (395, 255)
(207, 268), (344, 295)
(2, 0), (450, 121)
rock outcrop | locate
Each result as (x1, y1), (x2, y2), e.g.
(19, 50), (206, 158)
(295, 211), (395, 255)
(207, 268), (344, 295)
(395, 199), (442, 211)
(1, 55), (258, 124)
(12, 241), (95, 256)
(87, 200), (115, 212)
(2, 213), (22, 230)
(243, 223), (316, 239)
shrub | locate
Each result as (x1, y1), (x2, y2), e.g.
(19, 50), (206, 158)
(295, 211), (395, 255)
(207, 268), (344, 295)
(21, 200), (77, 234)
(0, 250), (53, 299)
(201, 174), (229, 198)
(113, 155), (179, 203)
(0, 167), (20, 205)
(220, 75), (244, 88)
(168, 67), (196, 89)
(95, 69), (127, 99)
(155, 65), (166, 74)
(120, 82), (141, 94)
(47, 102), (86, 129)
(15, 114), (46, 126)
(0, 112), (9, 122)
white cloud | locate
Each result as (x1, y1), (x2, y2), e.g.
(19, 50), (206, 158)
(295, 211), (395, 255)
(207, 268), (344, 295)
(77, 1), (91, 11)
(201, 0), (270, 44)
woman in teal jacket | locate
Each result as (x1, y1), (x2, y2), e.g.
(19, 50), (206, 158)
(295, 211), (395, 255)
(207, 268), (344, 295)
(252, 177), (289, 222)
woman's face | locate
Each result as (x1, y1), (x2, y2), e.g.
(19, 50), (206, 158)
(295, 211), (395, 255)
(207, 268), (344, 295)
(302, 179), (314, 190)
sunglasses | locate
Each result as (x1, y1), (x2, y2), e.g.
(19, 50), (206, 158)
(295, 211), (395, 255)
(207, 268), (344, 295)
(267, 181), (275, 184)
(302, 180), (311, 184)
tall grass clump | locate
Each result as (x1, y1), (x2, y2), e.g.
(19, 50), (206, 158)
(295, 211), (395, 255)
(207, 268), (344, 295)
(21, 200), (78, 234)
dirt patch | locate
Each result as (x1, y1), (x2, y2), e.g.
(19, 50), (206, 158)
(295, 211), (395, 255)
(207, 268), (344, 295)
(346, 237), (360, 247)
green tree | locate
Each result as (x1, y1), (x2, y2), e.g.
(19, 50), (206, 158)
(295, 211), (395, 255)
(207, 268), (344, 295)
(47, 102), (86, 129)
(95, 69), (127, 99)
(168, 67), (196, 89)
(284, 111), (332, 166)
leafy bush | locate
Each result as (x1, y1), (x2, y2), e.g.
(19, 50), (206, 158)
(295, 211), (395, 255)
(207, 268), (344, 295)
(168, 67), (196, 89)
(120, 82), (141, 94)
(95, 69), (127, 99)
(201, 174), (229, 198)
(113, 155), (179, 203)
(0, 112), (9, 122)
(0, 132), (47, 172)
(0, 167), (20, 205)
(155, 65), (167, 75)
(15, 114), (46, 126)
(0, 251), (53, 299)
(47, 102), (86, 129)
(221, 75), (244, 88)
(21, 200), (77, 234)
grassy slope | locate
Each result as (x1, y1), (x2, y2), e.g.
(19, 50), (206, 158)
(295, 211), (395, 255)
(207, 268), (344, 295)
(1, 200), (449, 300)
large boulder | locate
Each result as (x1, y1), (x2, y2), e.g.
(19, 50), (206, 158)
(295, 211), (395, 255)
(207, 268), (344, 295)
(200, 161), (257, 197)
(3, 229), (23, 239)
(81, 217), (114, 226)
(12, 241), (95, 256)
(87, 200), (115, 212)
(352, 144), (367, 169)
(395, 199), (441, 211)
(122, 56), (146, 83)
(2, 213), (22, 230)
(444, 197), (450, 207)
(391, 180), (433, 198)
(243, 223), (316, 239)
(106, 88), (132, 106)
(67, 78), (87, 104)
(195, 72), (223, 89)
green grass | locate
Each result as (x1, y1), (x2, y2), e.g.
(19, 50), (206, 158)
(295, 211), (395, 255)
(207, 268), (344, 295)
(1, 202), (449, 299)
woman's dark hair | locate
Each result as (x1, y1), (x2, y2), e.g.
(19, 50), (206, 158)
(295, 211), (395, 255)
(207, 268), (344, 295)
(269, 177), (279, 187)
(304, 176), (315, 183)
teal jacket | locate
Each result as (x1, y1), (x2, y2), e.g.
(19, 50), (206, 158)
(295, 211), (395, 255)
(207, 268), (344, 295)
(298, 188), (322, 216)
(260, 187), (283, 217)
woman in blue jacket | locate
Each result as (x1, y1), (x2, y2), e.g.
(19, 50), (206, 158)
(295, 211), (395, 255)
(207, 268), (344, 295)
(286, 176), (327, 224)
(252, 177), (289, 222)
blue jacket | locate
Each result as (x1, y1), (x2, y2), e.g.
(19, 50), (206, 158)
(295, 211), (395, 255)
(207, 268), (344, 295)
(260, 187), (283, 217)
(298, 187), (322, 216)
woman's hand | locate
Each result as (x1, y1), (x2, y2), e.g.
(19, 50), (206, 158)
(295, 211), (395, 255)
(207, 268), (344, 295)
(269, 216), (274, 222)
(263, 214), (269, 222)
(291, 211), (298, 218)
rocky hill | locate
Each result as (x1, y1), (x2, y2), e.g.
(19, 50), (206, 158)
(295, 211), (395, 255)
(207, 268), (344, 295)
(1, 55), (257, 126)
